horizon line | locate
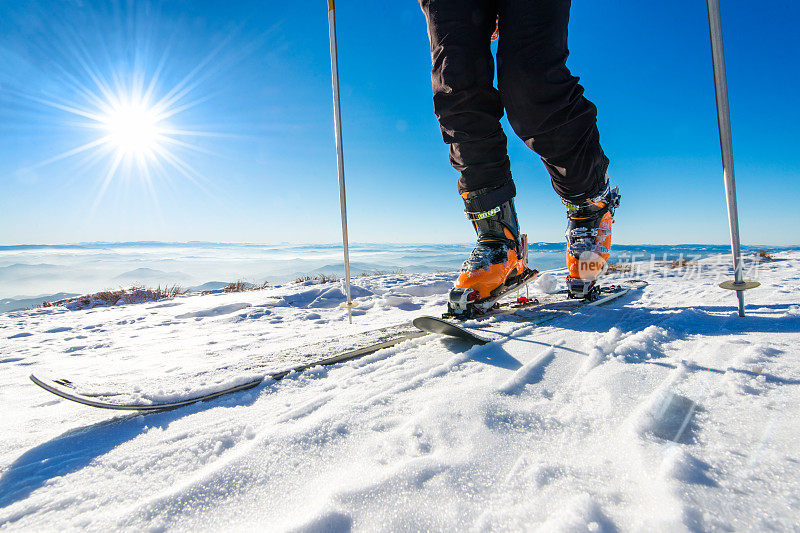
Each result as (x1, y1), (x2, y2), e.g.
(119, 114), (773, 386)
(0, 240), (798, 250)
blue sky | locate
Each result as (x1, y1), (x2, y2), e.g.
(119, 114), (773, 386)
(1, 0), (798, 246)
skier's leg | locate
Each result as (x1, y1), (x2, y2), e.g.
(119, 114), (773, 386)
(421, 0), (529, 312)
(496, 0), (617, 295)
(419, 0), (514, 204)
(496, 0), (608, 202)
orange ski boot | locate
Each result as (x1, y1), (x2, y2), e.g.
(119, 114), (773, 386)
(447, 188), (536, 318)
(563, 181), (620, 298)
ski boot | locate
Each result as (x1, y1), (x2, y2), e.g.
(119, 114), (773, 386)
(447, 187), (538, 318)
(563, 181), (620, 299)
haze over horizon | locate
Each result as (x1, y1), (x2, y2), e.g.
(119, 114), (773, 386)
(0, 241), (788, 304)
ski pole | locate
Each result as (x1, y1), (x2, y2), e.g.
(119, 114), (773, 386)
(327, 0), (356, 323)
(706, 0), (758, 317)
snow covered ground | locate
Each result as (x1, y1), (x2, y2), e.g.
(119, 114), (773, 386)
(1, 252), (799, 531)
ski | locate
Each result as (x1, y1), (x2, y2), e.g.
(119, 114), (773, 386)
(30, 329), (428, 411)
(415, 280), (647, 345)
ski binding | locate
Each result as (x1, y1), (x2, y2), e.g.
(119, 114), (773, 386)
(445, 233), (540, 320)
(566, 277), (597, 299)
(444, 268), (540, 319)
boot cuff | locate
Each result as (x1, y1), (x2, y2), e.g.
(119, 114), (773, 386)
(462, 181), (516, 213)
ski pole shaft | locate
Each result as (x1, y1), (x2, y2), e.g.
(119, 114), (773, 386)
(706, 0), (746, 317)
(327, 0), (355, 323)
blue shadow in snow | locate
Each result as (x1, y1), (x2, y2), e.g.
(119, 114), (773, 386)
(0, 384), (263, 512)
(437, 336), (523, 370)
(468, 344), (523, 371)
(563, 303), (800, 336)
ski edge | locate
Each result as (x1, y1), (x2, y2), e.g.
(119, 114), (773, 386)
(30, 329), (430, 411)
(29, 373), (265, 411)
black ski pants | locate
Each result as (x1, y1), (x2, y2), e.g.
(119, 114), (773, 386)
(420, 0), (609, 205)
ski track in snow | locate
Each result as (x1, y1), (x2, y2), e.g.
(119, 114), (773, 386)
(1, 255), (800, 530)
(496, 345), (557, 395)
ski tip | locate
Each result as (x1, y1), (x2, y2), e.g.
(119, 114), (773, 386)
(412, 316), (439, 329)
(413, 315), (491, 345)
(29, 373), (49, 386)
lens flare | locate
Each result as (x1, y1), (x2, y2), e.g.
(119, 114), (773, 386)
(10, 1), (264, 213)
(28, 66), (217, 210)
(102, 100), (163, 157)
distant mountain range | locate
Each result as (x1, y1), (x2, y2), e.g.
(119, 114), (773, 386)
(113, 268), (191, 284)
(1, 242), (794, 313)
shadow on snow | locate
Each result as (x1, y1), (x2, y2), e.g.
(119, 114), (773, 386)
(0, 384), (263, 514)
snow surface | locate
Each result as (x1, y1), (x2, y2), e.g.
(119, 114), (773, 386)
(1, 253), (799, 531)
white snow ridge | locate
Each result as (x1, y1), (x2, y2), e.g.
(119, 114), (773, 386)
(1, 254), (800, 530)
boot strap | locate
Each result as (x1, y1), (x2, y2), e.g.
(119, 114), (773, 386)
(465, 206), (501, 221)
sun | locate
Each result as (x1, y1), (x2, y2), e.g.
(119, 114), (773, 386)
(28, 36), (227, 208)
(101, 99), (164, 157)
(33, 75), (212, 206)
